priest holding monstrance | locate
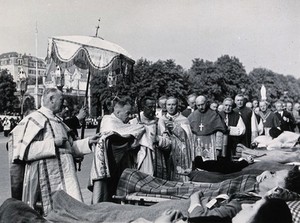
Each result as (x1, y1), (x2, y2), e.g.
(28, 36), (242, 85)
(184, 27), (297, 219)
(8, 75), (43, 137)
(188, 95), (227, 160)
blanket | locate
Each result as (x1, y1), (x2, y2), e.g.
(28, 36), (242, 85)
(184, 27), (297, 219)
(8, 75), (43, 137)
(2, 189), (300, 223)
(0, 191), (242, 223)
(116, 168), (258, 200)
(189, 161), (292, 183)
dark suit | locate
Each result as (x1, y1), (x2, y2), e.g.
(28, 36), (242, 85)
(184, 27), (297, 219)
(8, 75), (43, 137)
(182, 107), (193, 117)
(220, 110), (241, 158)
(274, 110), (295, 132)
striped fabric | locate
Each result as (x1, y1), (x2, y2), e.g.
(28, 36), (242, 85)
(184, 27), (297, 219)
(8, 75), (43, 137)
(116, 168), (258, 200)
(288, 201), (300, 223)
(14, 107), (91, 216)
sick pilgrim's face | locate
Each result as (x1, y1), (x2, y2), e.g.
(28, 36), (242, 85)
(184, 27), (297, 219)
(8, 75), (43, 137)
(232, 198), (267, 223)
(257, 169), (289, 193)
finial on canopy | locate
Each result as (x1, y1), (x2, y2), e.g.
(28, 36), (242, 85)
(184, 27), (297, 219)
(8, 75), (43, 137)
(95, 18), (101, 37)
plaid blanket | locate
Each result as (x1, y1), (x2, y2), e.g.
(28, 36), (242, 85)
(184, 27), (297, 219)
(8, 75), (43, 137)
(288, 201), (300, 223)
(116, 168), (258, 199)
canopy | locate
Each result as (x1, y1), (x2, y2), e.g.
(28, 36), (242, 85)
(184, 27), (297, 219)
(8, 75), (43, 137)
(45, 35), (135, 137)
(46, 35), (134, 71)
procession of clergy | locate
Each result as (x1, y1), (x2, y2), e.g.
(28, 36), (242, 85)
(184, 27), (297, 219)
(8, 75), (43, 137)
(8, 87), (300, 215)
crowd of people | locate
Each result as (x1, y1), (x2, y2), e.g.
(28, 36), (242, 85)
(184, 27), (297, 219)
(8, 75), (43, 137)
(0, 116), (19, 137)
(3, 88), (300, 222)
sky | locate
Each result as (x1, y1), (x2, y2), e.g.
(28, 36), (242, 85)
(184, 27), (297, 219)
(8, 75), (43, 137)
(1, 0), (300, 78)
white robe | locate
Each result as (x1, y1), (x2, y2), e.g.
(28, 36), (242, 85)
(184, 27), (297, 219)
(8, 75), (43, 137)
(9, 106), (91, 215)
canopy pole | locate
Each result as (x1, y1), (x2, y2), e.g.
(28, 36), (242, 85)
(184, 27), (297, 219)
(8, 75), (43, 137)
(81, 69), (91, 139)
(76, 69), (91, 172)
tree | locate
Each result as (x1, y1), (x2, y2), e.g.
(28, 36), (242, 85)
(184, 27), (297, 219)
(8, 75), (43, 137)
(0, 69), (19, 114)
(248, 68), (300, 104)
(188, 55), (248, 102)
(133, 58), (189, 109)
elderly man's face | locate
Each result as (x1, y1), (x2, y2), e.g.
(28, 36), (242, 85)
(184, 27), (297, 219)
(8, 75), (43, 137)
(235, 96), (244, 109)
(52, 91), (64, 114)
(117, 104), (132, 123)
(295, 103), (300, 111)
(166, 98), (178, 116)
(188, 96), (196, 108)
(143, 99), (156, 120)
(196, 98), (207, 113)
(223, 100), (233, 113)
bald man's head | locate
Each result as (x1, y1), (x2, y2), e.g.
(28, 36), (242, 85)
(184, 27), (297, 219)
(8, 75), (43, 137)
(196, 95), (207, 113)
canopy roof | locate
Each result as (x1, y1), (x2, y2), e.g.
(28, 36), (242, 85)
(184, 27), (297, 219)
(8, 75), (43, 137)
(46, 35), (134, 70)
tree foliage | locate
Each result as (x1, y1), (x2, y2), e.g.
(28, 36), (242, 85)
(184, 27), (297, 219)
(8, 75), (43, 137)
(0, 69), (19, 113)
(89, 54), (300, 116)
(188, 55), (248, 102)
(133, 58), (189, 108)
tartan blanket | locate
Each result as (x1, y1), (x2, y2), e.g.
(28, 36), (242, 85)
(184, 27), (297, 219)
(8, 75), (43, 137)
(288, 201), (300, 223)
(116, 168), (258, 199)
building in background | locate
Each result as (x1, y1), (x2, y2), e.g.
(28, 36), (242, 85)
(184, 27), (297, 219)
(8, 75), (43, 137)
(0, 51), (87, 111)
(0, 52), (46, 82)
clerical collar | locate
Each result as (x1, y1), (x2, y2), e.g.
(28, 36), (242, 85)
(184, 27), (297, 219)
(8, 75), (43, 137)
(165, 112), (180, 120)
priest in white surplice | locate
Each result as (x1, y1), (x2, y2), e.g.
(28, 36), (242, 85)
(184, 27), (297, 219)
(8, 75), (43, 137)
(8, 88), (100, 215)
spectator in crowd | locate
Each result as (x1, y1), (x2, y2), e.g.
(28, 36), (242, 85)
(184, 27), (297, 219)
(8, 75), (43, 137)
(274, 100), (295, 132)
(219, 98), (245, 159)
(3, 117), (11, 137)
(217, 104), (224, 113)
(252, 99), (259, 109)
(182, 93), (197, 117)
(286, 101), (294, 114)
(156, 95), (168, 118)
(59, 99), (88, 138)
(245, 102), (253, 109)
(233, 94), (258, 148)
(22, 95), (36, 117)
(209, 101), (218, 111)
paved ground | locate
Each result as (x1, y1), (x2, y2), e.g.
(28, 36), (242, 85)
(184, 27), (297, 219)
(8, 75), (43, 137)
(0, 128), (97, 205)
